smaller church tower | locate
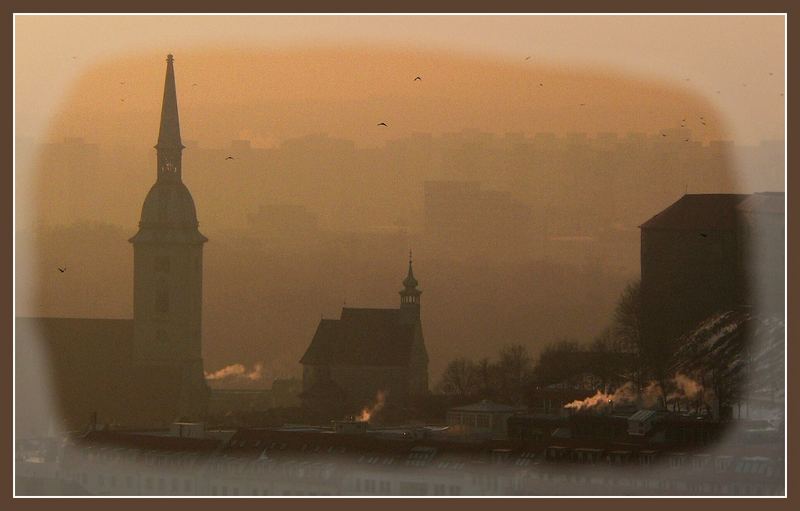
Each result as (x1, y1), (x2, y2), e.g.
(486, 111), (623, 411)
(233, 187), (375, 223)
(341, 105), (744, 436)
(399, 250), (421, 325)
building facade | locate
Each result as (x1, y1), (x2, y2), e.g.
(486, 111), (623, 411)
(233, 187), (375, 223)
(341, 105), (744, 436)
(638, 192), (784, 377)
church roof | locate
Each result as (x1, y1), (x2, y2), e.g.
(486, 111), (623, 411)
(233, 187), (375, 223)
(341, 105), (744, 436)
(639, 194), (749, 231)
(130, 180), (208, 244)
(299, 308), (416, 367)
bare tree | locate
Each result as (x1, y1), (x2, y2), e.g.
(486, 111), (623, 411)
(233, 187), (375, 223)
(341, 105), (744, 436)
(436, 357), (477, 398)
(612, 279), (642, 354)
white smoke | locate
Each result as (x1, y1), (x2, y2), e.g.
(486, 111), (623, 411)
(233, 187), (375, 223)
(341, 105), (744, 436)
(204, 362), (264, 381)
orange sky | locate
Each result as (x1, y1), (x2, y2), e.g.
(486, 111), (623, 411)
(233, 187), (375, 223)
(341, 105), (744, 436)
(15, 15), (785, 147)
(35, 47), (732, 150)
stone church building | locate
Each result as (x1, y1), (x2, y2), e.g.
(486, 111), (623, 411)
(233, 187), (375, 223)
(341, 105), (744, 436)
(16, 55), (209, 432)
(299, 256), (429, 419)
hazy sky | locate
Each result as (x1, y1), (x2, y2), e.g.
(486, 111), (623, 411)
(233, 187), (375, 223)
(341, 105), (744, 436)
(15, 15), (785, 146)
(13, 14), (786, 380)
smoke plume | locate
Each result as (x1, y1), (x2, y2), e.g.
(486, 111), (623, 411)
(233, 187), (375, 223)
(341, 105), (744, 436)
(563, 374), (710, 412)
(204, 362), (264, 381)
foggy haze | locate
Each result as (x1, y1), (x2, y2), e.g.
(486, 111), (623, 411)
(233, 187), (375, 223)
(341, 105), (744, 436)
(14, 35), (784, 386)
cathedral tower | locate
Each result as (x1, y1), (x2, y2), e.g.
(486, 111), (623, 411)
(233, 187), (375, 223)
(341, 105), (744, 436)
(129, 55), (208, 411)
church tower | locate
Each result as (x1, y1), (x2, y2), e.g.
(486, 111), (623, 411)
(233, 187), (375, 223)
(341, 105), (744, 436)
(129, 55), (208, 416)
(399, 250), (421, 325)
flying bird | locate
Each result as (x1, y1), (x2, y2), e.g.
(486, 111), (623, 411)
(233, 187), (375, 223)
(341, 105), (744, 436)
(769, 72), (774, 76)
(120, 81), (125, 85)
(192, 83), (198, 87)
(699, 233), (708, 238)
(525, 56), (531, 61)
(57, 266), (66, 273)
(538, 83), (543, 87)
(225, 156), (235, 160)
(120, 99), (125, 102)
(414, 76), (422, 81)
(377, 122), (388, 127)
(661, 133), (667, 137)
(579, 103), (586, 107)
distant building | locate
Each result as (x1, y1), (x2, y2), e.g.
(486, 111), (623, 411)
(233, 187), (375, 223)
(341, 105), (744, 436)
(299, 256), (429, 418)
(16, 54), (209, 431)
(639, 193), (784, 365)
(423, 180), (532, 260)
(446, 400), (523, 440)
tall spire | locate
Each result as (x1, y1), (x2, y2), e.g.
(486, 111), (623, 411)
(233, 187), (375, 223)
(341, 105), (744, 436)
(155, 53), (184, 181)
(403, 250), (418, 290)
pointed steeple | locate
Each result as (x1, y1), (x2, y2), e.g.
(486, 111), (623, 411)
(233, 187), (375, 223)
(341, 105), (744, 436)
(157, 54), (183, 149)
(155, 54), (184, 181)
(403, 250), (418, 290)
(399, 250), (421, 324)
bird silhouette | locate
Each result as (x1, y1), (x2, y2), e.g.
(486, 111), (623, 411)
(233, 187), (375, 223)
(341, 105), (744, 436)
(120, 81), (125, 85)
(701, 122), (706, 126)
(377, 122), (388, 127)
(192, 83), (198, 87)
(414, 76), (422, 81)
(579, 103), (586, 106)
(769, 72), (774, 76)
(661, 133), (667, 137)
(525, 56), (531, 61)
(225, 156), (235, 160)
(57, 266), (66, 273)
(120, 99), (125, 102)
(699, 233), (708, 238)
(538, 83), (543, 87)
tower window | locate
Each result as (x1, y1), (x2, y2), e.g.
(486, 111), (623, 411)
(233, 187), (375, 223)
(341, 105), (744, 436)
(155, 256), (170, 273)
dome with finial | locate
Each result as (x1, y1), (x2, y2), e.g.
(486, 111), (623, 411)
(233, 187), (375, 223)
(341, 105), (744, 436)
(138, 180), (200, 228)
(129, 53), (207, 245)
